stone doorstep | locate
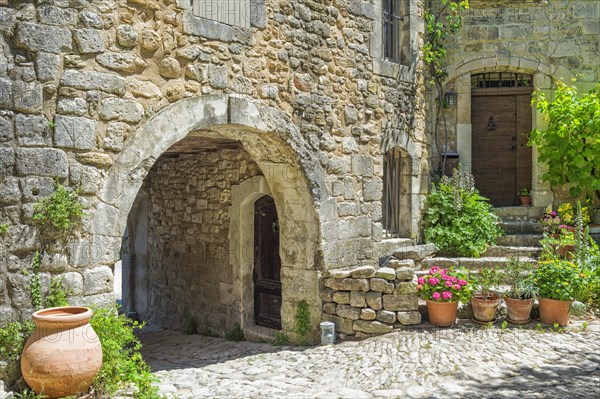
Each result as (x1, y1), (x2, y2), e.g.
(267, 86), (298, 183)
(243, 324), (279, 343)
(493, 206), (545, 221)
(419, 256), (537, 271)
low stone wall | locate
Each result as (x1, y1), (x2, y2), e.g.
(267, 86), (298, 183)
(321, 261), (420, 339)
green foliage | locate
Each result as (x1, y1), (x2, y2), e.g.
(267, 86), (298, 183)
(0, 222), (8, 235)
(272, 331), (289, 346)
(181, 317), (197, 335)
(224, 323), (245, 342)
(13, 389), (46, 399)
(424, 0), (470, 82)
(501, 257), (538, 300)
(30, 251), (42, 311)
(32, 181), (83, 242)
(0, 321), (34, 362)
(470, 267), (501, 299)
(90, 306), (163, 399)
(294, 300), (311, 338)
(424, 166), (502, 257)
(529, 81), (600, 202)
(45, 277), (70, 308)
(197, 326), (219, 338)
(533, 260), (584, 301)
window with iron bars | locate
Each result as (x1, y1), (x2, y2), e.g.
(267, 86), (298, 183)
(382, 148), (407, 238)
(382, 0), (404, 63)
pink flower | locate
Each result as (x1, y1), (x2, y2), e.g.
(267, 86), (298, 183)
(417, 277), (425, 285)
(445, 280), (453, 287)
(432, 292), (441, 300)
(453, 284), (461, 290)
(430, 266), (440, 273)
(458, 279), (467, 286)
(428, 277), (439, 286)
(442, 291), (452, 300)
(442, 274), (451, 281)
(451, 276), (457, 283)
(440, 269), (447, 276)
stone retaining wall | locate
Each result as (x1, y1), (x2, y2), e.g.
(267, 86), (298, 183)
(321, 260), (421, 339)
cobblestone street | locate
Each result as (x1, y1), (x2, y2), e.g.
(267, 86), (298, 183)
(141, 323), (600, 398)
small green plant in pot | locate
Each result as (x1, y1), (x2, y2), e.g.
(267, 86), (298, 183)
(501, 257), (538, 324)
(417, 266), (471, 327)
(470, 267), (501, 323)
(533, 260), (584, 326)
(518, 188), (531, 206)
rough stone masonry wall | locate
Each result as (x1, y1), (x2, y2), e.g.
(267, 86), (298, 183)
(144, 150), (262, 333)
(0, 0), (427, 337)
(321, 259), (421, 339)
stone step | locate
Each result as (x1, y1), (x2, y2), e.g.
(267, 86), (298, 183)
(493, 206), (544, 222)
(496, 233), (543, 247)
(419, 256), (537, 271)
(483, 245), (541, 258)
(498, 221), (543, 235)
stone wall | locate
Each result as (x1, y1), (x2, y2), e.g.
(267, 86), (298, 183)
(321, 260), (421, 339)
(0, 0), (428, 341)
(142, 149), (262, 333)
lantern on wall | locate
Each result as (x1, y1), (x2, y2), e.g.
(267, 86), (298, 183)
(444, 90), (457, 107)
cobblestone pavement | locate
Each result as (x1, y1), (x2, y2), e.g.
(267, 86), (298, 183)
(141, 321), (600, 399)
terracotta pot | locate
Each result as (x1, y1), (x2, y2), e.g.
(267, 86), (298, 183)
(538, 298), (571, 326)
(21, 307), (103, 398)
(504, 296), (533, 324)
(426, 300), (458, 327)
(556, 244), (575, 260)
(471, 293), (500, 323)
(519, 196), (531, 206)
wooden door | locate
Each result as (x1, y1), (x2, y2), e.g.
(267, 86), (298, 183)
(253, 195), (282, 329)
(471, 87), (532, 206)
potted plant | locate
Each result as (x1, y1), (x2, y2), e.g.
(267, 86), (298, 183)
(501, 257), (538, 324)
(533, 260), (584, 326)
(470, 268), (501, 323)
(518, 188), (531, 206)
(556, 227), (576, 260)
(417, 266), (470, 327)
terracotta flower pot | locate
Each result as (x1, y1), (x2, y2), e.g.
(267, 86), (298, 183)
(21, 307), (103, 398)
(504, 296), (533, 324)
(519, 196), (531, 206)
(426, 300), (458, 327)
(556, 244), (575, 260)
(471, 293), (500, 323)
(538, 298), (571, 326)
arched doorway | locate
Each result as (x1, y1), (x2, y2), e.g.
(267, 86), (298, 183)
(470, 73), (533, 206)
(94, 95), (325, 335)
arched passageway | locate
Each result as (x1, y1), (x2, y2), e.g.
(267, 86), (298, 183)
(95, 95), (325, 335)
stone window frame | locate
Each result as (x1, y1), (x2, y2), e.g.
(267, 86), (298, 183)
(177, 0), (266, 42)
(367, 0), (421, 82)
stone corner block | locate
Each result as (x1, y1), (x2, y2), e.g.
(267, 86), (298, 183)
(54, 115), (97, 150)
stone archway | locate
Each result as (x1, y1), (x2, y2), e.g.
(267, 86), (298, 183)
(442, 56), (576, 208)
(92, 95), (326, 334)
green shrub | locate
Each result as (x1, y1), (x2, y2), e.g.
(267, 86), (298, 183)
(32, 182), (83, 243)
(181, 317), (197, 335)
(424, 166), (502, 257)
(0, 321), (34, 362)
(45, 277), (70, 308)
(0, 222), (8, 235)
(90, 306), (163, 399)
(224, 323), (245, 342)
(294, 300), (311, 338)
(272, 332), (289, 346)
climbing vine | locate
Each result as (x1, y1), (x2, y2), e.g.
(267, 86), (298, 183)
(423, 0), (470, 175)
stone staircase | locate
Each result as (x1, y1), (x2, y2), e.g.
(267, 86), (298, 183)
(391, 207), (545, 272)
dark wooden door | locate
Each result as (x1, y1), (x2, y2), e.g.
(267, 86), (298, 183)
(471, 88), (532, 206)
(253, 195), (282, 329)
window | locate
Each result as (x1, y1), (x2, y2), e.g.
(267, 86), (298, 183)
(382, 0), (403, 63)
